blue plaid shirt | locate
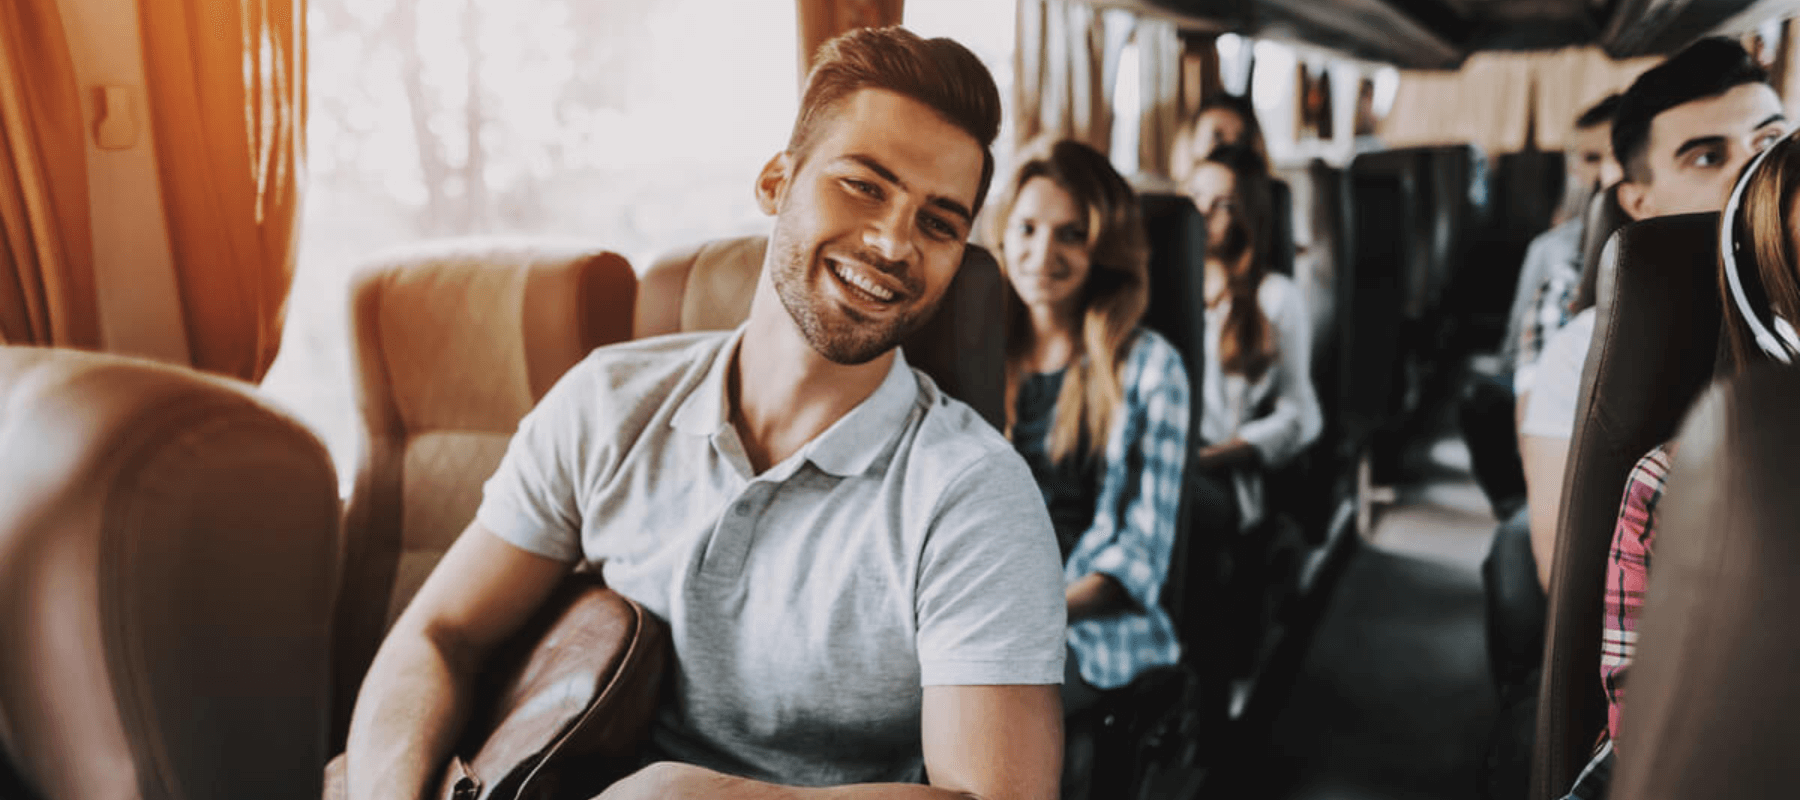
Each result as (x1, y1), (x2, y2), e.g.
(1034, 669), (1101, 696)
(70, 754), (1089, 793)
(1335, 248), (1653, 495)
(1013, 330), (1190, 689)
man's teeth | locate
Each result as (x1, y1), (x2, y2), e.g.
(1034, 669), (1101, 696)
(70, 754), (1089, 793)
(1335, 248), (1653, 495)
(833, 262), (896, 301)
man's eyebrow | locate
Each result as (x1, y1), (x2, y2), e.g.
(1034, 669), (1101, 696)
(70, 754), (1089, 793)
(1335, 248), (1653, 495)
(1673, 135), (1726, 161)
(1755, 113), (1789, 131)
(843, 154), (974, 226)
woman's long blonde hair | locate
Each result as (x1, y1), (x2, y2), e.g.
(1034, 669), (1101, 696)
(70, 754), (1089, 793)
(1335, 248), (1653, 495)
(1720, 133), (1800, 372)
(989, 139), (1150, 464)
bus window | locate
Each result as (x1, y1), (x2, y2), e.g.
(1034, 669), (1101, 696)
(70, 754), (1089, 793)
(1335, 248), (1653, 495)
(261, 0), (798, 482)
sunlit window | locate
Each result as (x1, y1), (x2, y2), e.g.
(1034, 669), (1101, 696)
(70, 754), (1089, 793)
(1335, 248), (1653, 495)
(905, 0), (1019, 177)
(263, 0), (798, 483)
(1109, 41), (1142, 176)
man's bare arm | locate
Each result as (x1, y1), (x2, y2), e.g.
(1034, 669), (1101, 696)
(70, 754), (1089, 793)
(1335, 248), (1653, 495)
(1521, 434), (1572, 590)
(345, 523), (571, 800)
(599, 685), (1063, 800)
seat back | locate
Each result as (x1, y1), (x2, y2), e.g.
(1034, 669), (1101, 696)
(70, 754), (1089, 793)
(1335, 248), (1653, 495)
(1268, 178), (1296, 277)
(1613, 365), (1800, 800)
(1136, 194), (1210, 641)
(0, 347), (340, 800)
(333, 241), (637, 742)
(633, 236), (1008, 429)
(1337, 150), (1417, 446)
(1531, 213), (1722, 800)
(1571, 184), (1631, 314)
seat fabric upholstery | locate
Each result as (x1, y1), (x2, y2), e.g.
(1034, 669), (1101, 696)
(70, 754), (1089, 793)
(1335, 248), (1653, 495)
(1531, 213), (1721, 800)
(332, 240), (637, 744)
(0, 347), (340, 800)
(1614, 365), (1800, 800)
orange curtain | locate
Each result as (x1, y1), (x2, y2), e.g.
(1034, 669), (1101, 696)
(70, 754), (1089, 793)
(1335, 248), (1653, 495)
(797, 0), (904, 85)
(139, 0), (305, 382)
(0, 0), (101, 348)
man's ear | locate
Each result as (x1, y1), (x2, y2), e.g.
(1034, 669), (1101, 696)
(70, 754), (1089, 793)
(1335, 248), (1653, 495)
(756, 152), (793, 216)
(1616, 179), (1655, 222)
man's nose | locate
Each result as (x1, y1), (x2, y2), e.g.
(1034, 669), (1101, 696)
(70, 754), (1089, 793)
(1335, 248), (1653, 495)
(865, 203), (916, 264)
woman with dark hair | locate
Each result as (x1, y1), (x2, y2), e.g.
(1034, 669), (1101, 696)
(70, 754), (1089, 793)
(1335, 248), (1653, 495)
(1181, 144), (1322, 532)
(988, 140), (1190, 720)
(1597, 131), (1800, 768)
(1173, 93), (1271, 185)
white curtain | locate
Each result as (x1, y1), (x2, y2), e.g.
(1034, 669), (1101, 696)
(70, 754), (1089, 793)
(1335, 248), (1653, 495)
(1014, 0), (1119, 153)
(1135, 18), (1182, 179)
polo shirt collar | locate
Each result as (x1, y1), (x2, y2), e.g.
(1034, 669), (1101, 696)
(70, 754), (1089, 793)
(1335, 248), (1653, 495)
(670, 327), (921, 478)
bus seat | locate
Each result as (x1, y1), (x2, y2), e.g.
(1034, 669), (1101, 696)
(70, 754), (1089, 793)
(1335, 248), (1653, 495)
(0, 347), (339, 800)
(1492, 151), (1566, 244)
(1531, 213), (1721, 800)
(1136, 193), (1211, 649)
(1337, 150), (1415, 447)
(331, 241), (637, 744)
(634, 236), (1008, 430)
(1571, 183), (1630, 311)
(1612, 365), (1800, 800)
(1269, 178), (1296, 277)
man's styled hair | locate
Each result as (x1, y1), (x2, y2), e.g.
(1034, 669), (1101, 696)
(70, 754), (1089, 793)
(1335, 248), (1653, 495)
(1613, 37), (1769, 184)
(788, 27), (1002, 214)
(1576, 93), (1623, 131)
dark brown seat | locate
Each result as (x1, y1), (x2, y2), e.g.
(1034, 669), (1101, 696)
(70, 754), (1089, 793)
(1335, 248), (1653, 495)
(0, 347), (340, 800)
(634, 235), (1007, 429)
(1531, 213), (1722, 800)
(1569, 183), (1632, 314)
(331, 241), (638, 743)
(1613, 364), (1800, 800)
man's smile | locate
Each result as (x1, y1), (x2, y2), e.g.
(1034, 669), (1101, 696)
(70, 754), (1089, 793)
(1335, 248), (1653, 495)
(826, 255), (906, 305)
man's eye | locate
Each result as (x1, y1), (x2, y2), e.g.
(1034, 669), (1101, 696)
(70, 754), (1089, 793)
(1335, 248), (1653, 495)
(845, 179), (881, 198)
(1693, 149), (1724, 168)
(921, 214), (955, 239)
(1018, 221), (1036, 236)
(1757, 131), (1786, 150)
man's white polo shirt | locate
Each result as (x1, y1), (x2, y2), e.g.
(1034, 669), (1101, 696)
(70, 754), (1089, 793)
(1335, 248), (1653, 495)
(476, 328), (1066, 787)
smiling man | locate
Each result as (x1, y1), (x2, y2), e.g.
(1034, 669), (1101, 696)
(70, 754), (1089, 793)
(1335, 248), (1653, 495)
(344, 27), (1067, 800)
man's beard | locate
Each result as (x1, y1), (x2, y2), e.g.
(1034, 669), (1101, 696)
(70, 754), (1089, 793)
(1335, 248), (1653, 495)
(769, 229), (931, 365)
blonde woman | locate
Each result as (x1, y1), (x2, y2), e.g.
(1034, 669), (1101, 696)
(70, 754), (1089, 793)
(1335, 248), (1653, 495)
(990, 140), (1191, 722)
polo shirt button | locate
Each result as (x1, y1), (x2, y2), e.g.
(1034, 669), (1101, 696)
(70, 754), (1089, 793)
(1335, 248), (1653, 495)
(734, 501), (750, 517)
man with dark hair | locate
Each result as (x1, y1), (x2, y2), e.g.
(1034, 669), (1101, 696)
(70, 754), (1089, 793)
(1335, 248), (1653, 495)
(1520, 36), (1785, 592)
(1475, 38), (1786, 800)
(344, 27), (1067, 800)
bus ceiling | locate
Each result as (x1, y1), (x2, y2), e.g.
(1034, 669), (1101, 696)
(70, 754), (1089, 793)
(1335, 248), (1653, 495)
(1107, 0), (1797, 69)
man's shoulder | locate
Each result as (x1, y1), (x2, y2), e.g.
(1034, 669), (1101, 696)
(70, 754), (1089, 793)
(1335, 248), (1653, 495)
(1525, 217), (1585, 263)
(540, 331), (727, 425)
(562, 331), (726, 390)
(906, 374), (1014, 467)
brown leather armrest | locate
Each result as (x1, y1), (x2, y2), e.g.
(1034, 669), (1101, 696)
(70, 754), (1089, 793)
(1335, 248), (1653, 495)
(325, 576), (670, 800)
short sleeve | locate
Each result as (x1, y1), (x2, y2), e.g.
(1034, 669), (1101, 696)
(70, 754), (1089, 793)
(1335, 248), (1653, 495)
(474, 364), (591, 564)
(915, 450), (1067, 687)
(1520, 310), (1596, 440)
